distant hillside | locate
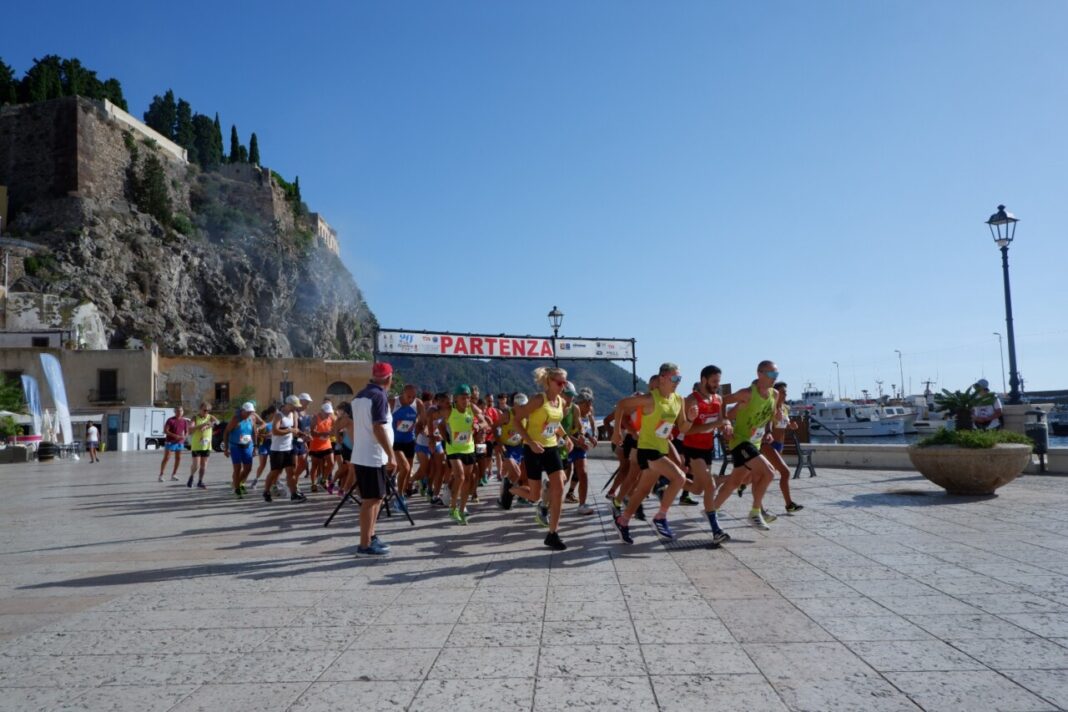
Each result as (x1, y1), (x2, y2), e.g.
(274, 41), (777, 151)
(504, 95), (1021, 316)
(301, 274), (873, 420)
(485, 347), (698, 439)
(386, 356), (647, 409)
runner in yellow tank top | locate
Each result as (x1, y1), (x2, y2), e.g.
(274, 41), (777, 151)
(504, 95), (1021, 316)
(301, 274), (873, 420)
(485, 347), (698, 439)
(610, 363), (699, 544)
(508, 366), (573, 551)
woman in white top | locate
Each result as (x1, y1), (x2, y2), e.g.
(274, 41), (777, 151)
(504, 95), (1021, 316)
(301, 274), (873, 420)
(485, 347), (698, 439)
(86, 423), (100, 463)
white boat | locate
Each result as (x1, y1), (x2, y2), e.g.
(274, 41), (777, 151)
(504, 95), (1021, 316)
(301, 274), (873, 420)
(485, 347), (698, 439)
(905, 395), (955, 433)
(807, 401), (905, 437)
(879, 405), (918, 434)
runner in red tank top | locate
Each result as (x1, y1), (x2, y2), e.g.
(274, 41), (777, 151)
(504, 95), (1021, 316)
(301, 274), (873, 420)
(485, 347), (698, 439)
(681, 365), (734, 546)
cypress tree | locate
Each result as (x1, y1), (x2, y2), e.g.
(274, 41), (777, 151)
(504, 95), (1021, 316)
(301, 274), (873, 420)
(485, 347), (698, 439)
(143, 89), (177, 140)
(101, 78), (127, 110)
(213, 114), (224, 164)
(248, 132), (260, 165)
(135, 153), (173, 225)
(0, 59), (17, 106)
(192, 114), (220, 168)
(175, 99), (195, 152)
(19, 55), (63, 103)
(229, 124), (241, 163)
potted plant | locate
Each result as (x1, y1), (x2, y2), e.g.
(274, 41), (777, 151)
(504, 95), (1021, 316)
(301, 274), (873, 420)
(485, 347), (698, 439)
(908, 391), (1033, 495)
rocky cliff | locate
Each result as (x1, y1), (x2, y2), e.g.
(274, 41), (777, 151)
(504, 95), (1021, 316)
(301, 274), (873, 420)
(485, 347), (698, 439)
(0, 97), (376, 358)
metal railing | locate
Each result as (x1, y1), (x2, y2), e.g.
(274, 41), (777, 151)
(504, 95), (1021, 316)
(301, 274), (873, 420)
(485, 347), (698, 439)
(88, 388), (127, 404)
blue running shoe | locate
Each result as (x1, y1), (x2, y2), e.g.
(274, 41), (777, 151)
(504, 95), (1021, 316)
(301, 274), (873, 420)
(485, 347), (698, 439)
(370, 535), (391, 551)
(652, 517), (676, 541)
(356, 541), (390, 557)
(394, 495), (409, 515)
(614, 516), (634, 545)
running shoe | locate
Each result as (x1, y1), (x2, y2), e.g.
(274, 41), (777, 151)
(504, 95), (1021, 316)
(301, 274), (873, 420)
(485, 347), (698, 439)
(431, 496), (446, 507)
(234, 487), (243, 498)
(761, 509), (778, 523)
(748, 511), (770, 531)
(679, 492), (699, 506)
(290, 491), (307, 503)
(614, 516), (634, 545)
(310, 484), (319, 493)
(170, 475), (179, 481)
(370, 535), (391, 551)
(565, 492), (578, 504)
(785, 502), (804, 514)
(394, 495), (409, 515)
(544, 532), (567, 551)
(479, 475), (488, 487)
(470, 494), (481, 505)
(239, 484), (247, 495)
(535, 504), (549, 528)
(634, 503), (647, 521)
(248, 478), (258, 490)
(196, 482), (206, 489)
(459, 509), (470, 526)
(449, 507), (464, 525)
(263, 490), (272, 502)
(576, 504), (594, 516)
(652, 517), (677, 541)
(499, 479), (514, 510)
(158, 475), (163, 482)
(356, 541), (390, 557)
(186, 476), (194, 488)
(712, 530), (731, 546)
(326, 483), (335, 495)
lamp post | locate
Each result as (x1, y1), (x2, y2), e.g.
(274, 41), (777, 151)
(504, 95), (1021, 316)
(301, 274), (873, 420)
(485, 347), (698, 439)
(894, 350), (905, 398)
(993, 332), (1007, 396)
(832, 361), (841, 399)
(547, 306), (564, 368)
(986, 205), (1022, 404)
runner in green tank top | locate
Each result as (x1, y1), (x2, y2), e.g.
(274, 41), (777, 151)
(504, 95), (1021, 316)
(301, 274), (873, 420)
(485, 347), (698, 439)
(706, 360), (783, 538)
(435, 384), (488, 525)
(610, 363), (699, 544)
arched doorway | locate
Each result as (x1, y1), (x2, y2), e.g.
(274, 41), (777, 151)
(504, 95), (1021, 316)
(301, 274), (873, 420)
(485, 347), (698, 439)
(326, 381), (353, 398)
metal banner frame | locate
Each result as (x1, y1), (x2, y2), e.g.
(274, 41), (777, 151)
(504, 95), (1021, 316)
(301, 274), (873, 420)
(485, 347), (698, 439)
(375, 328), (638, 391)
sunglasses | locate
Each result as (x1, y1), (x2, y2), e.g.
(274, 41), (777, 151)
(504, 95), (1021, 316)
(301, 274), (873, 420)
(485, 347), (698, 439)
(668, 375), (683, 384)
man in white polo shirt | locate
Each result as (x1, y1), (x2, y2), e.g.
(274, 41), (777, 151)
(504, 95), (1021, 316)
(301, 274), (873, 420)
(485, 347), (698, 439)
(972, 379), (1004, 430)
(352, 362), (397, 556)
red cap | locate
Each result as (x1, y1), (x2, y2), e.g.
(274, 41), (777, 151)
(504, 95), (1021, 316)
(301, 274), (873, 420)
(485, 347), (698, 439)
(372, 362), (393, 379)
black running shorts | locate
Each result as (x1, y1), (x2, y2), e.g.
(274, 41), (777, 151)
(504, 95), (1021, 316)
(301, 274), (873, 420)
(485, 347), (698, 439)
(636, 448), (665, 470)
(622, 434), (638, 459)
(269, 450), (295, 470)
(730, 442), (761, 468)
(354, 464), (387, 499)
(447, 452), (476, 466)
(394, 441), (416, 461)
(682, 444), (713, 467)
(523, 446), (564, 481)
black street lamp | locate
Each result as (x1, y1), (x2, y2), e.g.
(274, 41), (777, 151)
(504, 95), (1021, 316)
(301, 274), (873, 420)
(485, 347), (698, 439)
(547, 306), (564, 367)
(986, 205), (1022, 405)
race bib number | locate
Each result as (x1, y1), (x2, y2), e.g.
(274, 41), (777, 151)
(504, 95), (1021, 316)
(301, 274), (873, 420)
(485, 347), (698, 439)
(238, 434), (252, 445)
(455, 431), (472, 445)
(475, 444), (487, 454)
(542, 423), (558, 438)
(396, 420), (414, 433)
(654, 421), (673, 439)
(506, 432), (523, 446)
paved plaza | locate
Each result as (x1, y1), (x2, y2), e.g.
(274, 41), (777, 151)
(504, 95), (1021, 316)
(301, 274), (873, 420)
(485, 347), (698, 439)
(2, 453), (1068, 710)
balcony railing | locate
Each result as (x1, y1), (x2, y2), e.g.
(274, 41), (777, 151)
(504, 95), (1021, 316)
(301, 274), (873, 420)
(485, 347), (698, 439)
(88, 388), (127, 404)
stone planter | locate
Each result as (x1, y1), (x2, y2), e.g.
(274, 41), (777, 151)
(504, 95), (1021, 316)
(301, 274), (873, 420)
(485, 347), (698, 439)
(907, 444), (1032, 495)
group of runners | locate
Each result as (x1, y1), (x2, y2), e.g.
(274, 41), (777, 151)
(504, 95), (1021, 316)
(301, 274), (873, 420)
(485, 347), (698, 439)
(155, 358), (804, 557)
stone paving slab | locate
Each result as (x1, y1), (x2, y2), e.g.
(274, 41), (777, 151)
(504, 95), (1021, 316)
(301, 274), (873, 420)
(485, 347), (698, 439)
(1, 453), (1068, 709)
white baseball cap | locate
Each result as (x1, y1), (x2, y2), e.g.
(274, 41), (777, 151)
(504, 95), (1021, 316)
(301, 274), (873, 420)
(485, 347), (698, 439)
(285, 395), (301, 407)
(298, 392), (313, 402)
(321, 402), (334, 414)
(241, 401), (255, 412)
(514, 393), (529, 406)
(975, 379), (990, 390)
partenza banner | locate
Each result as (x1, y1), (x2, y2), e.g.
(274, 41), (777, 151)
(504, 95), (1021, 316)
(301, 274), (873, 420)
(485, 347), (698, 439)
(376, 330), (633, 360)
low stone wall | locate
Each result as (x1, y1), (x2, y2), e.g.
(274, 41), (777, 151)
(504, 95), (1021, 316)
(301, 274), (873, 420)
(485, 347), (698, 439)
(588, 441), (1068, 475)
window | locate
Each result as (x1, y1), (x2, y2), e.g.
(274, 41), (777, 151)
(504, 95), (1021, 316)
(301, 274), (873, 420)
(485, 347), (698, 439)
(31, 337), (49, 348)
(214, 382), (230, 404)
(166, 382), (183, 405)
(98, 370), (118, 400)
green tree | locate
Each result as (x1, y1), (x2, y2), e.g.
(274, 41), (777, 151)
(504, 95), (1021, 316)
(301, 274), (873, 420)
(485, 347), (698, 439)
(19, 55), (63, 103)
(134, 153), (173, 226)
(0, 59), (17, 106)
(143, 89), (177, 140)
(0, 377), (26, 413)
(192, 113), (221, 168)
(175, 99), (195, 155)
(248, 132), (260, 165)
(101, 78), (127, 110)
(59, 58), (102, 98)
(213, 114), (224, 164)
(229, 124), (242, 163)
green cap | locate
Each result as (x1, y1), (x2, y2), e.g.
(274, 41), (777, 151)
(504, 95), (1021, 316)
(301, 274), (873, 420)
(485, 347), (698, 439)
(453, 384), (472, 396)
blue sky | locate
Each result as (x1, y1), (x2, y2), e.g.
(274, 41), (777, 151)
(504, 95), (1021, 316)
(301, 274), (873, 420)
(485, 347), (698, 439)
(7, 1), (1067, 395)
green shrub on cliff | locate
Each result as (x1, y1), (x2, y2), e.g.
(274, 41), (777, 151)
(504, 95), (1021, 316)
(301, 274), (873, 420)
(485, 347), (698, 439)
(129, 153), (173, 227)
